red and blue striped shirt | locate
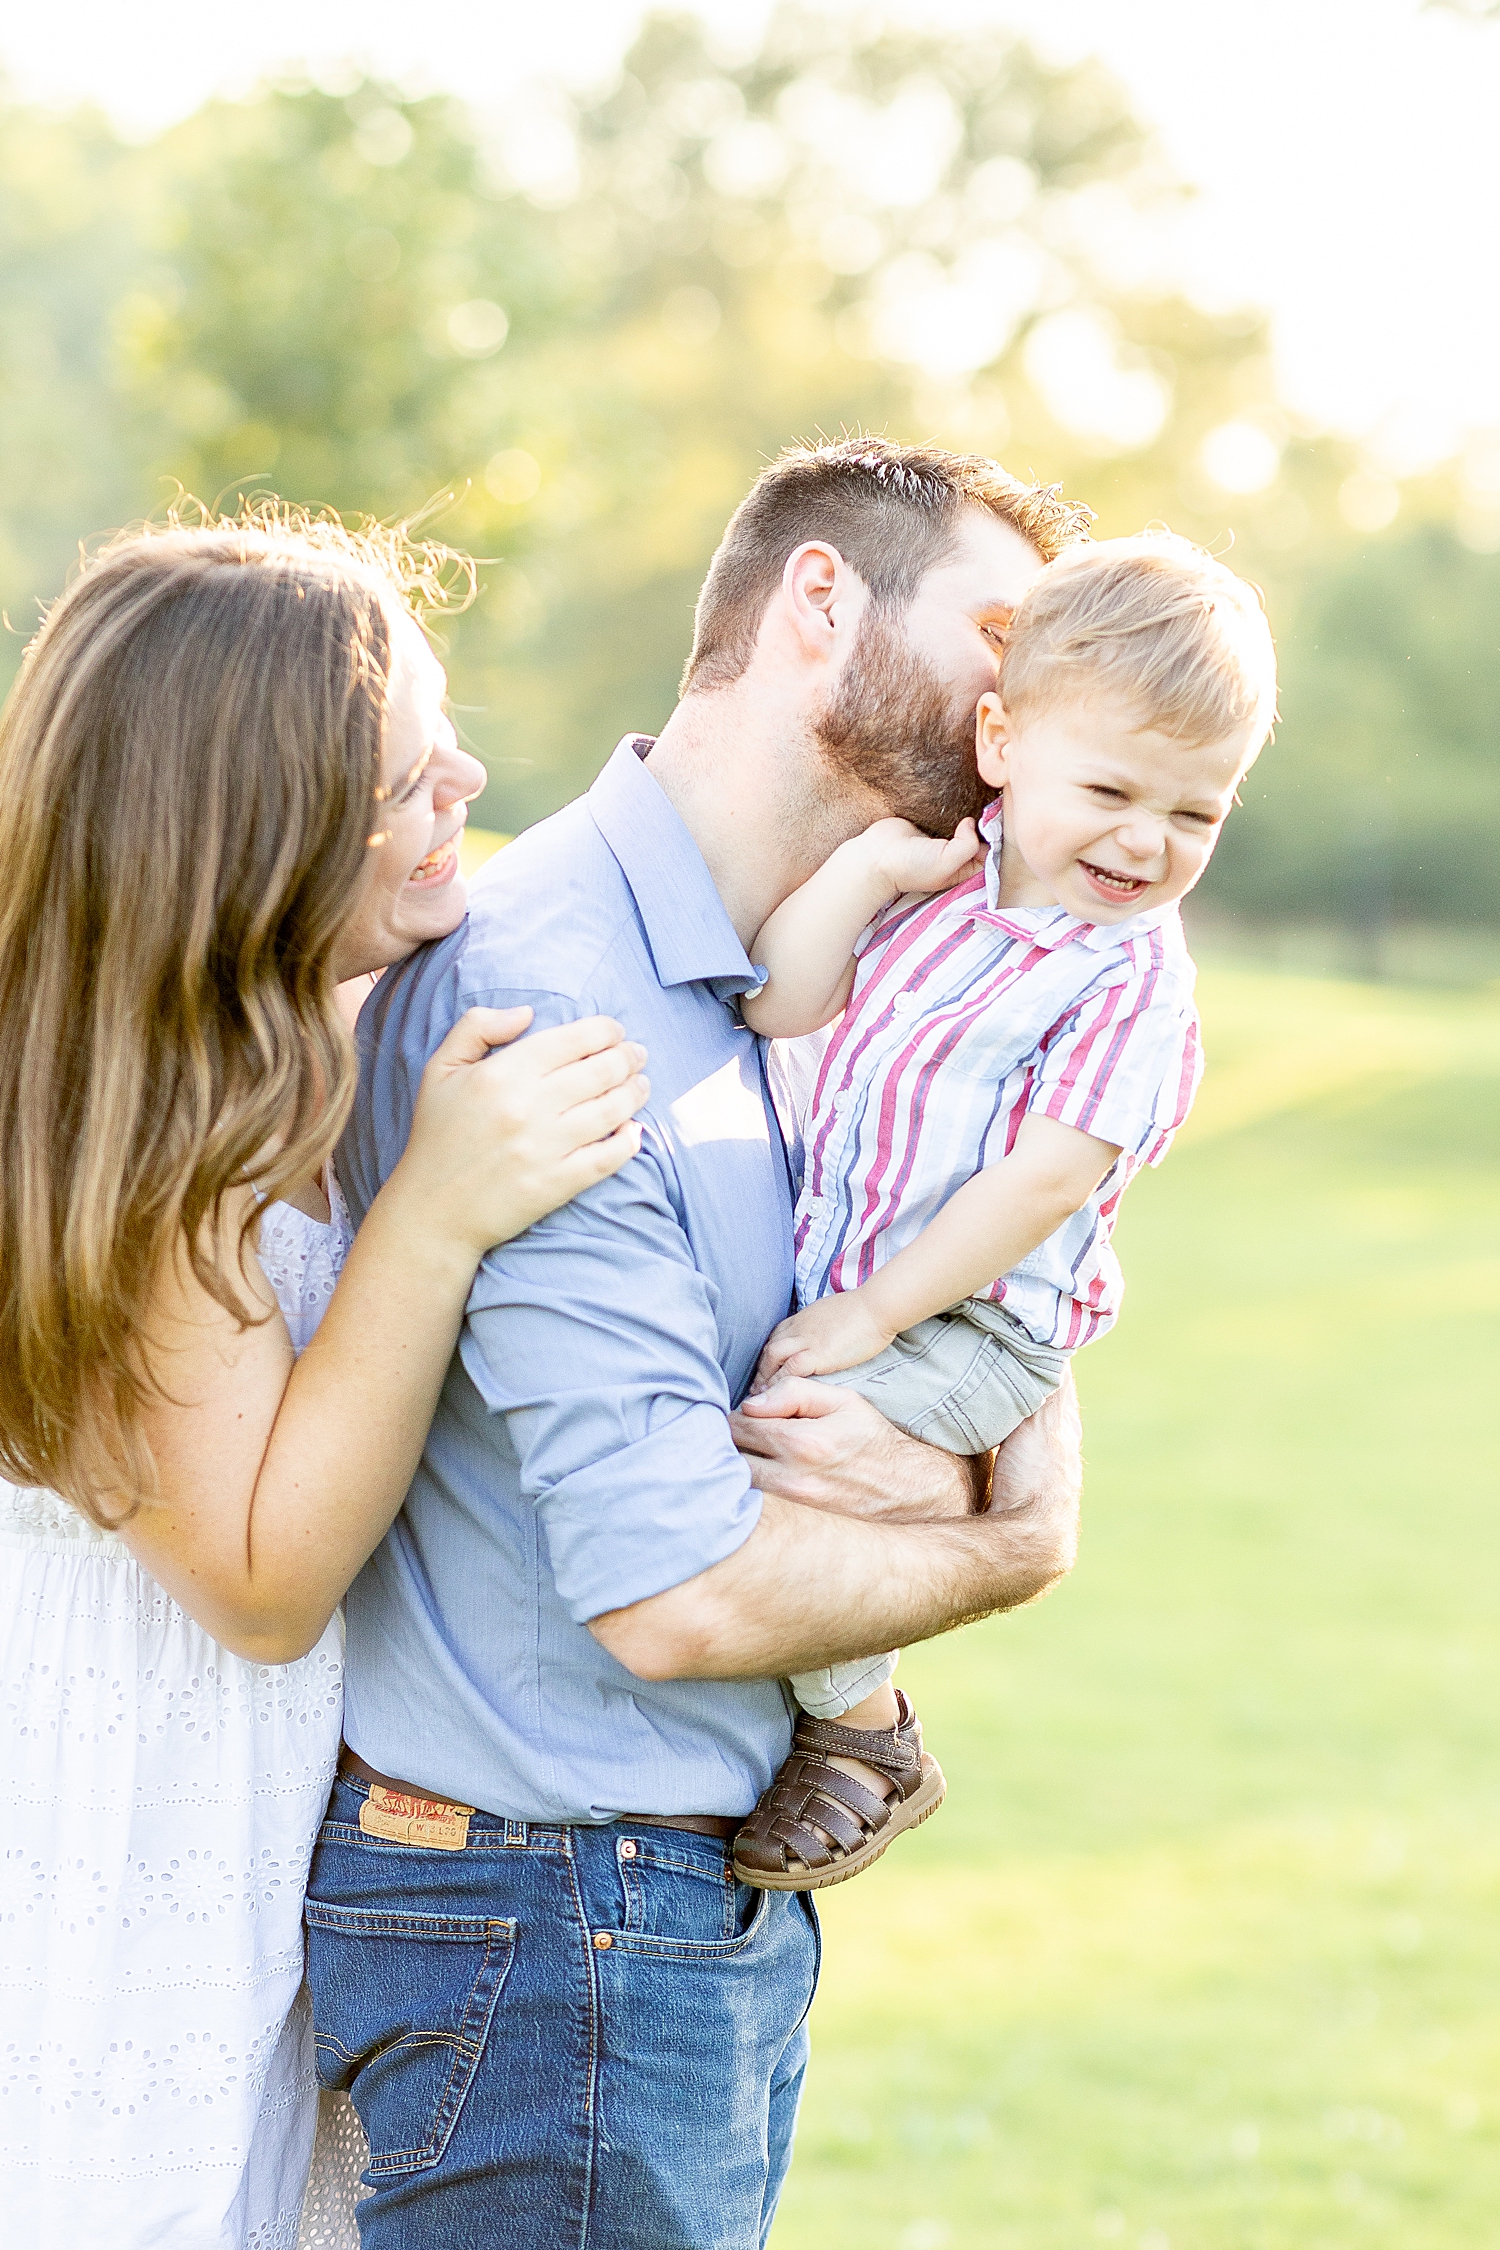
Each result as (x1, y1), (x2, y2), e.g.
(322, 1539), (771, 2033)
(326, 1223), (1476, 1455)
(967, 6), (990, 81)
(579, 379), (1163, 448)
(784, 815), (1203, 1353)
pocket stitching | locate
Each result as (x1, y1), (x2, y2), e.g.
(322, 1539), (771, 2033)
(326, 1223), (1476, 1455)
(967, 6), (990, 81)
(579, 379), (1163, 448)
(305, 1900), (515, 1942)
(306, 1909), (516, 2175)
(372, 2031), (475, 2168)
(620, 1842), (732, 1879)
(365, 1921), (514, 2175)
(600, 1886), (771, 1962)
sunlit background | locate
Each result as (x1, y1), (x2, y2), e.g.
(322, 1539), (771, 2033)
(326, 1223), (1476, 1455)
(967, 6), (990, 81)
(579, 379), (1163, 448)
(2, 6), (1497, 2245)
(4, 0), (1500, 962)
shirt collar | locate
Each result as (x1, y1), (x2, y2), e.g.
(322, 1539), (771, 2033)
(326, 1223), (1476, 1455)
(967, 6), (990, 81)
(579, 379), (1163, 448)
(587, 737), (762, 999)
(977, 796), (1174, 953)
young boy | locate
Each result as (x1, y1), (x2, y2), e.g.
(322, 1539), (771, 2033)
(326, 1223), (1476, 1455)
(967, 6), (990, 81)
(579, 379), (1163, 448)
(731, 531), (1278, 1892)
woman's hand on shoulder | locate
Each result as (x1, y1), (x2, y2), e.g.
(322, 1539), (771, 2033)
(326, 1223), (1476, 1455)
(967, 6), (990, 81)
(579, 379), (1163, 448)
(392, 1006), (649, 1258)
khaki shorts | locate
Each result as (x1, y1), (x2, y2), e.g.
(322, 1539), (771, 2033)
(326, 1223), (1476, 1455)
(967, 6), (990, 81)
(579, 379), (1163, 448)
(815, 1296), (1067, 1456)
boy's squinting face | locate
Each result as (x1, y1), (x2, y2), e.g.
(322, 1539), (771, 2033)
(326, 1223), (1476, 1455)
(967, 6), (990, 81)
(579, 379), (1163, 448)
(975, 691), (1260, 924)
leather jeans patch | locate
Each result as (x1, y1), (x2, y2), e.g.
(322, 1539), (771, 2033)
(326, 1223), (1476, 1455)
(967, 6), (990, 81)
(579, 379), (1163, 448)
(359, 1782), (474, 1851)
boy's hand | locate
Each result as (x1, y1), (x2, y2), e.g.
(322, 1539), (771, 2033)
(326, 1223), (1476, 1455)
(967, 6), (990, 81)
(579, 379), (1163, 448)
(854, 816), (985, 901)
(751, 1290), (896, 1390)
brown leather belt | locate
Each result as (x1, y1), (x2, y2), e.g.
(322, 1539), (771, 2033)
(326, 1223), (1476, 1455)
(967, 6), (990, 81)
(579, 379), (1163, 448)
(338, 1749), (740, 1842)
(618, 1811), (740, 1841)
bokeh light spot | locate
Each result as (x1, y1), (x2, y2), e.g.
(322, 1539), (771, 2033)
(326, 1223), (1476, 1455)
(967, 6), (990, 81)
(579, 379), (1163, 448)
(485, 450), (541, 506)
(1200, 421), (1281, 494)
(447, 300), (510, 358)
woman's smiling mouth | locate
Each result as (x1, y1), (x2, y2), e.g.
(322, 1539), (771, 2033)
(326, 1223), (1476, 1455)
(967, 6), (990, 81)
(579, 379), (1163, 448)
(407, 839), (460, 888)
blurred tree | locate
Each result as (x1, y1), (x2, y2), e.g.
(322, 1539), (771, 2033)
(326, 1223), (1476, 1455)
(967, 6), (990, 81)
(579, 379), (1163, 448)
(115, 83), (571, 528)
(461, 6), (1322, 825)
(0, 12), (1493, 939)
(0, 98), (144, 658)
(4, 12), (1302, 822)
(1212, 522), (1500, 934)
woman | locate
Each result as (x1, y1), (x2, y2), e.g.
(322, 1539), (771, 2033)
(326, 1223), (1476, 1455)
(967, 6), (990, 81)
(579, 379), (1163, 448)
(0, 509), (649, 2246)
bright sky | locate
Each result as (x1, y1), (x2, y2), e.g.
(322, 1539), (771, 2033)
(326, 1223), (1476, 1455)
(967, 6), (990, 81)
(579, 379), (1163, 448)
(4, 0), (1498, 468)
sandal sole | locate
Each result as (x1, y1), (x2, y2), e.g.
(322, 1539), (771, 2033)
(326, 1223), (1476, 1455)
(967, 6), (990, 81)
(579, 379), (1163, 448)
(733, 1755), (947, 1892)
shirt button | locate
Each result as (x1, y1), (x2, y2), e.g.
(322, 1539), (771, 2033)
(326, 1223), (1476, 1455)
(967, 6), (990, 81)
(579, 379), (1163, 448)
(619, 1840), (638, 1859)
(891, 990), (915, 1015)
(593, 1931), (614, 1949)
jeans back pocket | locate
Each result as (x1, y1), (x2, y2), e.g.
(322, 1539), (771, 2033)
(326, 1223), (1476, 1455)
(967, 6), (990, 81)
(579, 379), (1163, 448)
(305, 1902), (516, 2177)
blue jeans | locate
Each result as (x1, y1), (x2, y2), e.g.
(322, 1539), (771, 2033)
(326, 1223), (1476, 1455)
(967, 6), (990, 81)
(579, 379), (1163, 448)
(304, 1774), (820, 2249)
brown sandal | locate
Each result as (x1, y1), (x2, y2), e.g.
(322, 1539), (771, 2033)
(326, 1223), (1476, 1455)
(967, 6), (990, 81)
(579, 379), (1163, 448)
(732, 1691), (945, 1892)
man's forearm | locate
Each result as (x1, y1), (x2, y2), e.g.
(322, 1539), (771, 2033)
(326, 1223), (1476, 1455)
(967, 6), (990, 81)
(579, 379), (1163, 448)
(592, 1372), (1082, 1682)
(592, 1473), (1073, 1681)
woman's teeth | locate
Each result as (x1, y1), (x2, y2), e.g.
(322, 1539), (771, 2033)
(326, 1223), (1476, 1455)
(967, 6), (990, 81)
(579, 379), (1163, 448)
(409, 843), (453, 881)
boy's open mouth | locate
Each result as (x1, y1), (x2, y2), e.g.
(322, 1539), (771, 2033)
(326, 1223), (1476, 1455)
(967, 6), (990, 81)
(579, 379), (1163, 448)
(1078, 859), (1150, 903)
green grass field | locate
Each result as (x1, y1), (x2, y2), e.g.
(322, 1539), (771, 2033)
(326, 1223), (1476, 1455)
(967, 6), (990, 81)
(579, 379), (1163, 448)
(776, 961), (1500, 2250)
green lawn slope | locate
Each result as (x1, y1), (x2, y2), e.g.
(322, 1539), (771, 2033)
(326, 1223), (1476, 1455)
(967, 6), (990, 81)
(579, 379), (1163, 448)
(777, 962), (1500, 2250)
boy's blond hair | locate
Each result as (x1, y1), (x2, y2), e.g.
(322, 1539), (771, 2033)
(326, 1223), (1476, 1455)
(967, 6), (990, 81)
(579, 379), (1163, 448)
(1000, 531), (1277, 749)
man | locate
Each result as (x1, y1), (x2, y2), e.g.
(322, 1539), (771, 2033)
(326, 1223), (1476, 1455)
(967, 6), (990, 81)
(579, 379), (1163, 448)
(309, 438), (1093, 2247)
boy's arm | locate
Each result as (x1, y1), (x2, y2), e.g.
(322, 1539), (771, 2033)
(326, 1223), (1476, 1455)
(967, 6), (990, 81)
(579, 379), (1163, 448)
(742, 817), (982, 1038)
(755, 1114), (1120, 1382)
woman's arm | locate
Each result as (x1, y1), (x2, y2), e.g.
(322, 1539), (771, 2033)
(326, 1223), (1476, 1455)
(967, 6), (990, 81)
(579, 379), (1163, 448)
(742, 817), (982, 1038)
(754, 1113), (1121, 1384)
(123, 1008), (649, 1662)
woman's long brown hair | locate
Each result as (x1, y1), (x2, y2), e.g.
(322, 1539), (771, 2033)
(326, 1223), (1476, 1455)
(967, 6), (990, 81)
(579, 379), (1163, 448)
(0, 504), (462, 1524)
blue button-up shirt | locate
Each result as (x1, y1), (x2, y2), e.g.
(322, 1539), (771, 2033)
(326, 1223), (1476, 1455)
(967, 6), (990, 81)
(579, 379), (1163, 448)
(338, 739), (797, 1823)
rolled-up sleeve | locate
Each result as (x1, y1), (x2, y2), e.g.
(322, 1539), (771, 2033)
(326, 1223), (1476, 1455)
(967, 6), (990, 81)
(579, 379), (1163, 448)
(443, 988), (763, 1624)
(346, 957), (765, 1625)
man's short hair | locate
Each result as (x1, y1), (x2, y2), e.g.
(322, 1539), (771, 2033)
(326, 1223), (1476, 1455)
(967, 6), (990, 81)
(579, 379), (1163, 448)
(681, 436), (1094, 695)
(1000, 531), (1279, 750)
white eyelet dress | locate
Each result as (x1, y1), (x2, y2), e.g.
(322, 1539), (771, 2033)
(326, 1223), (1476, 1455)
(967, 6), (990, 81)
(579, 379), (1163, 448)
(0, 1186), (367, 2248)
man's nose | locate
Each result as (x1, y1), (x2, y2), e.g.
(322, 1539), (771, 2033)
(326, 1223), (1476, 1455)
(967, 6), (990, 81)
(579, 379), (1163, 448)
(434, 746), (489, 807)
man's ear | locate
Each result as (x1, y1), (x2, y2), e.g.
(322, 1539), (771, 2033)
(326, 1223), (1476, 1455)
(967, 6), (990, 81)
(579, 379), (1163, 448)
(781, 541), (860, 664)
(975, 692), (1013, 789)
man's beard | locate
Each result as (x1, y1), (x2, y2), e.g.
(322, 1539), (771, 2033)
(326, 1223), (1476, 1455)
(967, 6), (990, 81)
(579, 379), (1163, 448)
(813, 606), (991, 835)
